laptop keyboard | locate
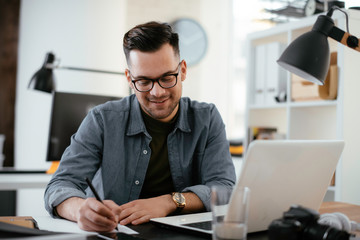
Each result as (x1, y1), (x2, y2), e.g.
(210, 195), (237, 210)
(183, 220), (212, 231)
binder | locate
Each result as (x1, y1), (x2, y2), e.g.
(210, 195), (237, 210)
(254, 42), (287, 105)
(254, 44), (266, 105)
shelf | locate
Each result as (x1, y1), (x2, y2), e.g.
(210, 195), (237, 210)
(249, 100), (337, 110)
(0, 173), (52, 190)
(249, 103), (287, 110)
(244, 10), (360, 203)
(289, 100), (338, 108)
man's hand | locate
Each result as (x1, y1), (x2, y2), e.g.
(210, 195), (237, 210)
(116, 192), (205, 225)
(56, 192), (205, 229)
(56, 197), (118, 232)
(116, 194), (175, 225)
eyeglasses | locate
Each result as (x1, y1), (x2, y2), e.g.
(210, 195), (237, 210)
(129, 62), (181, 92)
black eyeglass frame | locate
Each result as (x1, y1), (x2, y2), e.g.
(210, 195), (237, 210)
(129, 62), (182, 92)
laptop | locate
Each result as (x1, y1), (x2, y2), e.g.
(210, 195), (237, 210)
(150, 140), (345, 237)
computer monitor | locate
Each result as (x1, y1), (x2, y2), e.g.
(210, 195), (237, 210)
(46, 91), (121, 161)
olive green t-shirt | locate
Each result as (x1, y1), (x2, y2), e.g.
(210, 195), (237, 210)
(139, 108), (178, 199)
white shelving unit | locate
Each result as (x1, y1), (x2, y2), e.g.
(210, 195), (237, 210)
(244, 9), (360, 204)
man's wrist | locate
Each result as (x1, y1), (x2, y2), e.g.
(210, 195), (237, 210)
(56, 197), (85, 221)
(157, 194), (178, 216)
(53, 206), (62, 218)
(171, 192), (186, 214)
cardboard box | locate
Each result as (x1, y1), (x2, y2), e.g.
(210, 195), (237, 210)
(291, 76), (321, 101)
(291, 52), (338, 102)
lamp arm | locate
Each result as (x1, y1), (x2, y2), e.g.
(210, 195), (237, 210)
(62, 66), (125, 75)
(326, 6), (360, 52)
(329, 26), (360, 52)
(46, 64), (125, 75)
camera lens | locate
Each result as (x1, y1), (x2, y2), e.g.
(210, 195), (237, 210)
(268, 206), (351, 240)
(304, 224), (350, 240)
(268, 219), (302, 240)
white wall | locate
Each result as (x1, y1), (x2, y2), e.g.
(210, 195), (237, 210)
(125, 0), (233, 125)
(16, 0), (128, 170)
(15, 0), (232, 215)
(15, 0), (128, 215)
(15, 0), (233, 169)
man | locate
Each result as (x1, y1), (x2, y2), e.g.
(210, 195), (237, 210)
(44, 21), (236, 232)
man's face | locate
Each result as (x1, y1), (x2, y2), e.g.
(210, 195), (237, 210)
(125, 43), (187, 122)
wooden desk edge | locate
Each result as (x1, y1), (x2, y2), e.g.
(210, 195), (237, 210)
(320, 201), (360, 236)
(0, 216), (37, 229)
(320, 201), (360, 222)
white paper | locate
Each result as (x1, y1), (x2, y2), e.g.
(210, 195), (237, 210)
(34, 216), (90, 234)
(34, 216), (138, 235)
(117, 224), (138, 234)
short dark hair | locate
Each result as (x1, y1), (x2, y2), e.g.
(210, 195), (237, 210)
(123, 21), (179, 65)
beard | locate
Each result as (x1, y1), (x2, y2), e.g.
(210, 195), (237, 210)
(142, 95), (180, 121)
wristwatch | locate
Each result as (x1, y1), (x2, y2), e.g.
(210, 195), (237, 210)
(171, 192), (186, 214)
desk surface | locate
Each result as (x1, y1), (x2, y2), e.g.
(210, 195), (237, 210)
(0, 167), (46, 174)
(0, 169), (51, 190)
(89, 202), (360, 239)
(319, 201), (360, 222)
(128, 200), (360, 239)
(3, 202), (360, 240)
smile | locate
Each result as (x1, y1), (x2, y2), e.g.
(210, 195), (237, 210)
(149, 97), (169, 104)
(152, 100), (165, 103)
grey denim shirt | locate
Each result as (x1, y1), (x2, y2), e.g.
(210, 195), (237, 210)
(44, 95), (236, 216)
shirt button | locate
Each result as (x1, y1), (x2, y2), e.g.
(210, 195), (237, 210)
(135, 180), (140, 185)
(143, 150), (148, 154)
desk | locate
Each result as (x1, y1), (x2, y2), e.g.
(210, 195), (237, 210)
(3, 202), (360, 240)
(129, 222), (268, 240)
(0, 169), (50, 190)
(130, 202), (360, 239)
(0, 169), (51, 216)
(319, 202), (360, 222)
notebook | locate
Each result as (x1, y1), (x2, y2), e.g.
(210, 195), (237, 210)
(150, 140), (345, 237)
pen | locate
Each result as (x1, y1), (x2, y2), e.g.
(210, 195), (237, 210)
(85, 177), (119, 231)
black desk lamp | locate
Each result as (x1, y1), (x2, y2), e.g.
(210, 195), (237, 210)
(28, 52), (125, 93)
(277, 6), (360, 85)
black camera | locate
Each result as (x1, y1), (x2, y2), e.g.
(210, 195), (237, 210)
(268, 205), (351, 240)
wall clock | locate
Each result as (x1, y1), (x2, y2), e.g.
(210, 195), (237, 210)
(304, 0), (317, 16)
(171, 18), (208, 66)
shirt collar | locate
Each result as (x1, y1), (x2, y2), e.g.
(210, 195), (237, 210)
(127, 95), (147, 136)
(126, 95), (191, 136)
(175, 98), (191, 133)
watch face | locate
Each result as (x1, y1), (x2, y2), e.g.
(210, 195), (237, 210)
(171, 18), (208, 66)
(173, 192), (186, 207)
(174, 193), (185, 203)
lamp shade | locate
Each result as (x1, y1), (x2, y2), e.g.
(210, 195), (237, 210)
(277, 15), (337, 85)
(28, 52), (55, 93)
(277, 30), (330, 85)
